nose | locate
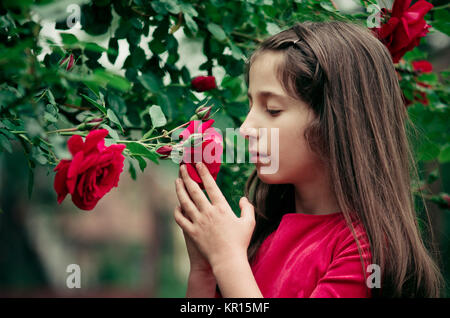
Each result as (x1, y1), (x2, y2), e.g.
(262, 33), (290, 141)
(239, 114), (257, 140)
(239, 123), (255, 140)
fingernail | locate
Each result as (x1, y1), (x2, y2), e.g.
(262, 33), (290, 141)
(196, 162), (202, 169)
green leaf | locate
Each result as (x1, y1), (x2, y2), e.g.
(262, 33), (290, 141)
(32, 146), (48, 165)
(130, 46), (146, 68)
(426, 168), (439, 184)
(438, 144), (450, 163)
(0, 128), (16, 140)
(128, 157), (137, 180)
(417, 139), (440, 162)
(133, 155), (147, 172)
(0, 133), (12, 153)
(207, 23), (227, 42)
(149, 39), (167, 55)
(107, 109), (124, 133)
(417, 73), (438, 85)
(163, 0), (180, 14)
(47, 89), (56, 105)
(84, 42), (108, 54)
(130, 17), (144, 30)
(432, 9), (450, 37)
(80, 93), (107, 115)
(60, 33), (78, 45)
(44, 112), (58, 123)
(320, 2), (336, 12)
(181, 66), (191, 85)
(138, 73), (161, 93)
(229, 41), (245, 60)
(125, 142), (159, 164)
(83, 81), (100, 97)
(100, 123), (120, 141)
(149, 105), (167, 128)
(92, 69), (131, 92)
(183, 13), (198, 34)
(107, 37), (119, 64)
(0, 118), (19, 130)
(266, 22), (282, 36)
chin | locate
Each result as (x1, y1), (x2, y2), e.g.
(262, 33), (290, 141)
(256, 164), (284, 184)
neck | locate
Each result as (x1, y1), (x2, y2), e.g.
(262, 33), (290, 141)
(293, 169), (340, 215)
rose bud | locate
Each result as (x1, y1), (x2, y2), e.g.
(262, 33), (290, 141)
(191, 76), (217, 92)
(195, 105), (212, 121)
(156, 145), (173, 159)
(59, 53), (75, 71)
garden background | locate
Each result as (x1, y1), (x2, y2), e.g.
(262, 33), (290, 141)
(0, 0), (449, 297)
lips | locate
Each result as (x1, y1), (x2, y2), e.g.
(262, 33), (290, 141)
(249, 150), (270, 163)
(249, 149), (268, 157)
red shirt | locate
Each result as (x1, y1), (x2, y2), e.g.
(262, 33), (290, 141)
(250, 212), (373, 298)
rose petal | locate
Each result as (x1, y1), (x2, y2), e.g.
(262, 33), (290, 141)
(199, 119), (215, 133)
(83, 129), (109, 154)
(392, 0), (412, 18)
(67, 135), (84, 156)
(67, 151), (84, 194)
(53, 160), (71, 204)
(407, 0), (434, 20)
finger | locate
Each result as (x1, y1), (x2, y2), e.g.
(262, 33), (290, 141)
(179, 164), (212, 211)
(194, 162), (228, 206)
(175, 177), (201, 221)
(173, 205), (195, 234)
(178, 204), (192, 222)
(239, 196), (255, 223)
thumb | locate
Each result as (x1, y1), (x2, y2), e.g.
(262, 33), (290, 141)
(239, 196), (255, 221)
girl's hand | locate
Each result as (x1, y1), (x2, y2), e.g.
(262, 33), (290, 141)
(174, 162), (256, 270)
(174, 205), (212, 273)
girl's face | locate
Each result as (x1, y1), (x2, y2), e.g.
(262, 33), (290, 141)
(239, 51), (323, 185)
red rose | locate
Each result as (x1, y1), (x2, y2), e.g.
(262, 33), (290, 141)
(404, 59), (433, 107)
(177, 119), (223, 190)
(412, 60), (432, 73)
(371, 0), (433, 63)
(191, 76), (217, 92)
(53, 129), (126, 211)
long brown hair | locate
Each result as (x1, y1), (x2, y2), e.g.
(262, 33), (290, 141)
(243, 21), (445, 297)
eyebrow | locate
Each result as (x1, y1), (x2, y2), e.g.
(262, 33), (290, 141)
(247, 90), (287, 101)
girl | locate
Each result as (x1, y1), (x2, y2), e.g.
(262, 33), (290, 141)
(174, 21), (444, 297)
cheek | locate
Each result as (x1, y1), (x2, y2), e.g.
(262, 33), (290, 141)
(257, 123), (318, 184)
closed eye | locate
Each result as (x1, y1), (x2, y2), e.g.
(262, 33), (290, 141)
(267, 109), (281, 116)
